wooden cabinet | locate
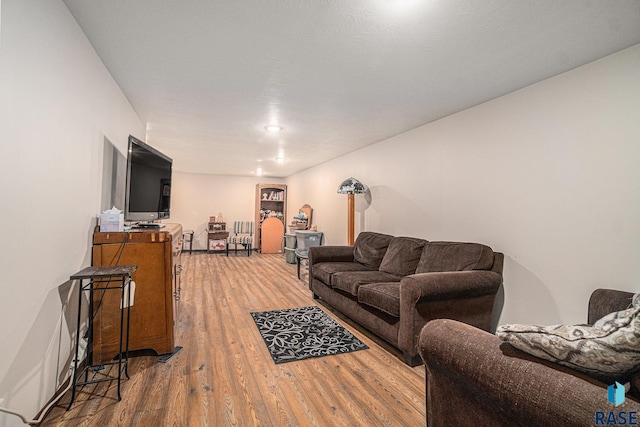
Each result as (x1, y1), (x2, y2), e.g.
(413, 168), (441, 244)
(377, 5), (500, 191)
(255, 183), (286, 253)
(207, 222), (229, 252)
(91, 223), (182, 363)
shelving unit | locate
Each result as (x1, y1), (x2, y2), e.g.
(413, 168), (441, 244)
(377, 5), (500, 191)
(255, 183), (287, 253)
(289, 204), (313, 231)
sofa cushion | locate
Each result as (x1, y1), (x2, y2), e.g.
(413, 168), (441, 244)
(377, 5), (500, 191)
(358, 282), (401, 317)
(379, 237), (427, 277)
(416, 242), (494, 273)
(496, 293), (640, 381)
(353, 232), (394, 269)
(312, 261), (377, 286)
(332, 271), (401, 297)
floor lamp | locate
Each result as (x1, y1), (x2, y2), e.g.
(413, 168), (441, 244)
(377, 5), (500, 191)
(337, 177), (366, 246)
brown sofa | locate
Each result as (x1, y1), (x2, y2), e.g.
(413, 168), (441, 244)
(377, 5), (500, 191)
(307, 231), (504, 366)
(418, 289), (640, 427)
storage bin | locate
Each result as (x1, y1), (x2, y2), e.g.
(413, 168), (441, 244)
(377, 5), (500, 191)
(288, 225), (306, 233)
(284, 233), (297, 249)
(285, 247), (297, 264)
(294, 231), (323, 257)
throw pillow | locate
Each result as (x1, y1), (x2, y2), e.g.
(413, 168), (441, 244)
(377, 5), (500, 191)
(378, 237), (426, 277)
(496, 293), (640, 382)
(415, 241), (494, 273)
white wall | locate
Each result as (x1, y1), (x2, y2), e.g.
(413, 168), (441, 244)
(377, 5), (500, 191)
(286, 44), (640, 327)
(0, 1), (144, 424)
(169, 173), (285, 250)
(1, 1), (636, 420)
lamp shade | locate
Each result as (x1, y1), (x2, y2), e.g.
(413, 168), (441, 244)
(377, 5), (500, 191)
(337, 177), (366, 194)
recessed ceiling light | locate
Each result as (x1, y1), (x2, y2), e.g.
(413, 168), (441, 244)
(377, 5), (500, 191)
(276, 156), (285, 163)
(256, 167), (263, 176)
(265, 125), (283, 133)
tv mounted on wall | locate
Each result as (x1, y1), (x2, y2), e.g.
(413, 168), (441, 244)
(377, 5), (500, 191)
(124, 135), (172, 224)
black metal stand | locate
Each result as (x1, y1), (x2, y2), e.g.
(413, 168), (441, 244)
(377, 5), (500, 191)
(158, 346), (184, 363)
(297, 253), (306, 279)
(182, 230), (194, 254)
(67, 265), (136, 410)
(226, 241), (252, 257)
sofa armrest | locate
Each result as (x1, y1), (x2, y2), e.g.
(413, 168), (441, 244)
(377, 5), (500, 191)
(588, 288), (634, 324)
(419, 319), (640, 427)
(397, 271), (502, 360)
(402, 270), (502, 302)
(308, 245), (354, 265)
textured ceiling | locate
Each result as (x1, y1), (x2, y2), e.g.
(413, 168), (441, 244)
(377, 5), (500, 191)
(63, 0), (640, 177)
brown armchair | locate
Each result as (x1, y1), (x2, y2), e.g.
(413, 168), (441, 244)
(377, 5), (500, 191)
(418, 289), (640, 427)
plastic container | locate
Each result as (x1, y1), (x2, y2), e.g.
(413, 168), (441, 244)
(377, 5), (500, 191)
(294, 231), (323, 258)
(284, 233), (297, 249)
(288, 225), (306, 233)
(285, 247), (297, 264)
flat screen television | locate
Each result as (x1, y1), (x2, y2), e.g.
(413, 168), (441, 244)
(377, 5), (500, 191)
(124, 135), (172, 222)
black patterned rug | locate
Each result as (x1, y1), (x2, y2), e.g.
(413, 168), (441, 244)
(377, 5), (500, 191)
(250, 306), (369, 364)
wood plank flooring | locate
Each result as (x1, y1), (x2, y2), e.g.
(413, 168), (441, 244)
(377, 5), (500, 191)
(42, 252), (426, 426)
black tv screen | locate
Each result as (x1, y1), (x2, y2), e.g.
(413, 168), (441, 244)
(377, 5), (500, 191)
(124, 135), (172, 222)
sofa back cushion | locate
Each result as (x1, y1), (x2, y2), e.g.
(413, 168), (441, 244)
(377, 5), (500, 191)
(379, 237), (427, 277)
(353, 232), (394, 268)
(416, 241), (494, 273)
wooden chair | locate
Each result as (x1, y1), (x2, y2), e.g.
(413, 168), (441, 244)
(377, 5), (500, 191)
(226, 221), (254, 256)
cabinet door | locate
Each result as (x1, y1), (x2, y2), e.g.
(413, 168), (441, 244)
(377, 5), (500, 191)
(261, 217), (285, 253)
(92, 241), (174, 362)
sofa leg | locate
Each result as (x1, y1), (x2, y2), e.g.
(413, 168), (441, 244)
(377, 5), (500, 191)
(403, 352), (422, 367)
(312, 293), (319, 300)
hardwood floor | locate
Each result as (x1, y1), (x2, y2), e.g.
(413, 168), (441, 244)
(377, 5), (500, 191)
(42, 252), (426, 426)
